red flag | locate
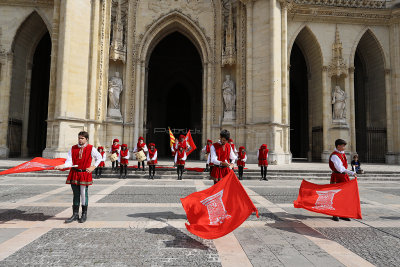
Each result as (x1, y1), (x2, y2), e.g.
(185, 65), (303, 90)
(185, 130), (197, 156)
(0, 157), (67, 175)
(294, 179), (362, 219)
(180, 170), (259, 239)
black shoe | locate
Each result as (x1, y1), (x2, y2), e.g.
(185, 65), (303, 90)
(340, 217), (351, 221)
(65, 205), (79, 223)
(78, 205), (87, 223)
(332, 216), (339, 221)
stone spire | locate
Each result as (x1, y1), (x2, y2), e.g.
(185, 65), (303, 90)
(328, 25), (347, 77)
(110, 0), (126, 62)
(222, 4), (236, 66)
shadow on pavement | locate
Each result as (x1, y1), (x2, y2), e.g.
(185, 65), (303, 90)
(0, 209), (53, 224)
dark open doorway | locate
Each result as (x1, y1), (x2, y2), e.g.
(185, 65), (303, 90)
(27, 32), (51, 156)
(146, 32), (202, 159)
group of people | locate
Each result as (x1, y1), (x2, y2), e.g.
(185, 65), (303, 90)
(54, 130), (359, 224)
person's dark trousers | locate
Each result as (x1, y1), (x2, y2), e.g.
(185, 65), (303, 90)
(205, 164), (209, 172)
(264, 166), (268, 180)
(209, 166), (214, 175)
(238, 166), (244, 180)
(148, 165), (155, 179)
(94, 167), (102, 179)
(67, 184), (89, 223)
(112, 161), (119, 171)
(120, 165), (127, 178)
(177, 165), (184, 180)
(260, 166), (268, 181)
(138, 161), (145, 171)
(112, 161), (115, 171)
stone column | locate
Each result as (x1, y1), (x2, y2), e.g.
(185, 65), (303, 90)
(0, 52), (13, 158)
(348, 67), (357, 155)
(280, 1), (288, 126)
(133, 60), (142, 143)
(243, 0), (254, 124)
(321, 66), (330, 162)
(384, 68), (395, 163)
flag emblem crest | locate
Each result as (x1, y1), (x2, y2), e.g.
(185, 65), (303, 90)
(313, 189), (341, 210)
(15, 162), (53, 171)
(201, 189), (231, 225)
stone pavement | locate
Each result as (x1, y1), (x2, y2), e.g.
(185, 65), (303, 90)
(0, 170), (400, 266)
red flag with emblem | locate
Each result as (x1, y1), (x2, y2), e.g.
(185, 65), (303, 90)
(180, 170), (259, 239)
(185, 130), (197, 156)
(294, 179), (362, 219)
(0, 157), (67, 175)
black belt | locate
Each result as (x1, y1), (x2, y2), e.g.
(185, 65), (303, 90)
(73, 168), (86, 172)
(332, 171), (344, 174)
(217, 165), (228, 168)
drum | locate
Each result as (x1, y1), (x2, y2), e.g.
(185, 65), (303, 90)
(135, 150), (146, 162)
(110, 153), (118, 162)
(204, 153), (209, 161)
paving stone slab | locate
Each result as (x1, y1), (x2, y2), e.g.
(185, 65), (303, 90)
(250, 187), (300, 204)
(0, 185), (62, 203)
(0, 228), (221, 266)
(0, 228), (27, 244)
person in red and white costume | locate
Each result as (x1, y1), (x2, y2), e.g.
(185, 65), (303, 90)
(55, 131), (102, 224)
(110, 139), (121, 171)
(119, 144), (129, 179)
(257, 144), (269, 181)
(210, 129), (237, 184)
(147, 143), (157, 180)
(173, 134), (191, 155)
(133, 137), (148, 171)
(329, 139), (357, 222)
(228, 138), (238, 158)
(201, 139), (213, 172)
(94, 146), (106, 179)
(237, 146), (247, 180)
(174, 145), (187, 180)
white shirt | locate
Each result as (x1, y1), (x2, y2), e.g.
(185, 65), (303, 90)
(238, 154), (247, 163)
(133, 144), (148, 153)
(64, 144), (102, 168)
(330, 148), (355, 176)
(101, 152), (107, 162)
(118, 150), (130, 161)
(174, 141), (191, 152)
(147, 150), (158, 161)
(210, 143), (237, 165)
(174, 151), (187, 164)
(109, 144), (121, 154)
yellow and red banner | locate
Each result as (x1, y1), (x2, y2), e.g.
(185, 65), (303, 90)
(168, 127), (176, 148)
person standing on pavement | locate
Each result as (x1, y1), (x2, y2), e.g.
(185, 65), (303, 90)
(329, 139), (357, 221)
(175, 145), (187, 180)
(133, 137), (148, 171)
(201, 139), (213, 172)
(55, 131), (102, 223)
(237, 146), (247, 180)
(110, 139), (120, 171)
(257, 144), (269, 181)
(119, 144), (129, 179)
(94, 146), (106, 179)
(147, 143), (157, 179)
(210, 129), (237, 184)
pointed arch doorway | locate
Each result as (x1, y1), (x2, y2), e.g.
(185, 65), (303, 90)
(145, 32), (202, 158)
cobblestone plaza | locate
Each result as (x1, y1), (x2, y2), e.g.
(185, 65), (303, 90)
(0, 160), (400, 266)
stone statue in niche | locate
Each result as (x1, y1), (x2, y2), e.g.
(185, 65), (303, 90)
(107, 72), (123, 119)
(331, 85), (346, 121)
(222, 74), (236, 121)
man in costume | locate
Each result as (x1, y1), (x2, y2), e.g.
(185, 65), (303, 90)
(119, 144), (129, 179)
(257, 144), (269, 181)
(133, 136), (148, 171)
(201, 139), (213, 172)
(174, 145), (187, 180)
(329, 139), (357, 221)
(147, 143), (158, 180)
(210, 129), (237, 184)
(55, 131), (102, 223)
(110, 138), (120, 171)
(228, 138), (238, 158)
(94, 146), (106, 179)
(237, 146), (247, 180)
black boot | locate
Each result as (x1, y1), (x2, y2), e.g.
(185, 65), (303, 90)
(79, 205), (87, 223)
(124, 166), (127, 179)
(65, 205), (79, 223)
(119, 166), (123, 179)
(98, 168), (102, 179)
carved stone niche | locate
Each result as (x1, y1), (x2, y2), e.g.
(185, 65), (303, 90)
(110, 0), (127, 63)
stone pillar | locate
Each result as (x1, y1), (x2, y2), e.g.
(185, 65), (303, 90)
(0, 52), (13, 158)
(384, 68), (396, 163)
(133, 61), (142, 144)
(348, 67), (357, 155)
(244, 0), (254, 124)
(321, 66), (330, 162)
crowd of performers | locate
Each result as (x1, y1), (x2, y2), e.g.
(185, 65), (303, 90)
(53, 130), (357, 224)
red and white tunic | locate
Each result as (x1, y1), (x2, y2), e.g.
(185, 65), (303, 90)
(329, 149), (355, 184)
(210, 142), (237, 179)
(64, 144), (102, 186)
(133, 143), (148, 154)
(174, 150), (187, 165)
(257, 146), (269, 166)
(147, 149), (158, 165)
(98, 151), (106, 167)
(237, 150), (247, 167)
(201, 143), (213, 165)
(119, 149), (130, 165)
(110, 143), (121, 161)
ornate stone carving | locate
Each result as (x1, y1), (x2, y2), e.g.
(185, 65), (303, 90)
(288, 0), (386, 9)
(222, 3), (236, 66)
(222, 74), (236, 121)
(148, 0), (209, 14)
(328, 25), (348, 78)
(331, 85), (346, 122)
(110, 0), (126, 62)
(107, 72), (123, 119)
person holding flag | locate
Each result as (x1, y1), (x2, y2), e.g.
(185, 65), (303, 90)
(174, 134), (190, 153)
(119, 144), (129, 179)
(210, 129), (237, 184)
(237, 146), (247, 180)
(228, 138), (238, 159)
(110, 139), (120, 171)
(133, 137), (148, 171)
(174, 145), (187, 180)
(147, 143), (158, 179)
(55, 131), (102, 224)
(94, 146), (106, 179)
(168, 127), (176, 156)
(329, 139), (357, 221)
(201, 139), (213, 172)
(258, 144), (269, 181)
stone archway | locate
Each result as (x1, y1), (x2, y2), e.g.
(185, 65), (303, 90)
(289, 27), (323, 161)
(8, 12), (51, 157)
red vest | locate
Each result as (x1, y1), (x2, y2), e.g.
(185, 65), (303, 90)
(206, 144), (211, 154)
(136, 143), (146, 151)
(148, 149), (158, 164)
(237, 151), (246, 167)
(120, 149), (128, 158)
(72, 144), (93, 169)
(213, 142), (231, 163)
(329, 151), (348, 172)
(176, 150), (186, 165)
(111, 144), (120, 154)
(258, 149), (268, 160)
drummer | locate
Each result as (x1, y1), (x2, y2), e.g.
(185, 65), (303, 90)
(174, 144), (187, 180)
(147, 143), (157, 180)
(133, 136), (148, 171)
(110, 139), (120, 171)
(119, 144), (129, 179)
